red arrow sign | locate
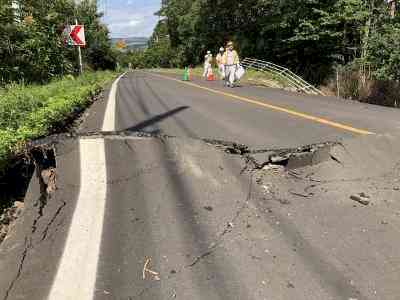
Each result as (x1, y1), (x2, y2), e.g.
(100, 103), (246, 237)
(69, 25), (85, 45)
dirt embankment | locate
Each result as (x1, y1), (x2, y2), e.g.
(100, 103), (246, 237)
(0, 86), (109, 245)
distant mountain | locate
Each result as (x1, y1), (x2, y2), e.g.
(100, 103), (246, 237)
(111, 37), (149, 50)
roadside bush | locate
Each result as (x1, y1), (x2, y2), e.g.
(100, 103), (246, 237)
(325, 62), (400, 108)
(0, 71), (117, 174)
(361, 80), (400, 108)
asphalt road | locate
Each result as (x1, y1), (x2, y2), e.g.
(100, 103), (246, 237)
(1, 71), (400, 300)
(111, 71), (400, 146)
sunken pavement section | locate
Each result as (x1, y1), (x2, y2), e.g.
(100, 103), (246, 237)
(0, 131), (400, 299)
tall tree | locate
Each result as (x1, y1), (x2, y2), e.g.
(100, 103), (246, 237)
(0, 0), (115, 85)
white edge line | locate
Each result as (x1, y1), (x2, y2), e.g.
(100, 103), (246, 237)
(48, 139), (107, 300)
(102, 72), (127, 132)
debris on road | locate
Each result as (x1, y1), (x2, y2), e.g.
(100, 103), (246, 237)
(262, 185), (270, 194)
(41, 168), (57, 194)
(142, 258), (160, 281)
(287, 281), (295, 288)
(0, 201), (24, 244)
(203, 206), (213, 212)
(350, 193), (371, 206)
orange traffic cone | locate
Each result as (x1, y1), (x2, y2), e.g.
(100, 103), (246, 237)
(206, 68), (215, 81)
(188, 67), (193, 81)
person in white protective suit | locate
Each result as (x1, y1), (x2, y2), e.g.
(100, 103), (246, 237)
(222, 41), (240, 87)
(216, 47), (225, 80)
(202, 50), (213, 79)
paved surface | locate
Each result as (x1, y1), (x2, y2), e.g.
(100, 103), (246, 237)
(112, 71), (399, 146)
(1, 71), (400, 300)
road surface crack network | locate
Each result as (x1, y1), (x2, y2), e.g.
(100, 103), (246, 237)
(188, 173), (254, 267)
(3, 162), (57, 300)
(3, 237), (30, 300)
(40, 199), (66, 242)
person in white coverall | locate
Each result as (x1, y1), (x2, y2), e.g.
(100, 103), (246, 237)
(222, 41), (240, 87)
(203, 51), (213, 78)
(216, 47), (225, 80)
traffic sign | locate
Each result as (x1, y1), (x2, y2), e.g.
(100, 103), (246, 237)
(63, 24), (86, 47)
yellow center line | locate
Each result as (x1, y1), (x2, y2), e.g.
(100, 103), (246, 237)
(147, 71), (375, 135)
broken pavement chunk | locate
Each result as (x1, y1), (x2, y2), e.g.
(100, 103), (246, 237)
(350, 194), (370, 206)
(203, 206), (213, 212)
(270, 154), (289, 164)
(358, 192), (370, 199)
(262, 164), (285, 172)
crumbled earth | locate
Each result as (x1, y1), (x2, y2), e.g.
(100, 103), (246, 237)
(0, 202), (24, 244)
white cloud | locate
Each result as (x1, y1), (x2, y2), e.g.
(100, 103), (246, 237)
(128, 19), (142, 27)
(102, 3), (160, 38)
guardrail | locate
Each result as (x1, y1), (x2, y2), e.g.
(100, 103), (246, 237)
(241, 58), (325, 96)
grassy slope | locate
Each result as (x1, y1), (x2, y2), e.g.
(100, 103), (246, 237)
(0, 71), (117, 173)
(154, 67), (289, 88)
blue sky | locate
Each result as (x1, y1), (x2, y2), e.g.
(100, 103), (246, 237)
(100, 0), (161, 38)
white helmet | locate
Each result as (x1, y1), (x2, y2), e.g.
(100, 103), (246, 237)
(207, 50), (211, 54)
(219, 47), (224, 52)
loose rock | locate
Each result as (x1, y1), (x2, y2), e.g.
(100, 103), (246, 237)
(350, 194), (370, 205)
(203, 206), (213, 212)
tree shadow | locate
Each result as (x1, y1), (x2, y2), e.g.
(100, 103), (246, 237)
(122, 106), (189, 132)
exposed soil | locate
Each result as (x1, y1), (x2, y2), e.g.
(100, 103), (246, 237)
(0, 201), (24, 244)
(0, 89), (105, 245)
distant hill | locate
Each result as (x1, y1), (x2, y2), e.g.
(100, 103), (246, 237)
(111, 37), (149, 50)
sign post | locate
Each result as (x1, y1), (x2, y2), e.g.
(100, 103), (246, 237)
(63, 22), (86, 74)
(75, 19), (83, 74)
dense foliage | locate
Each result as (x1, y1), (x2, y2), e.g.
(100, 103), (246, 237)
(0, 71), (116, 173)
(0, 0), (116, 85)
(124, 0), (399, 87)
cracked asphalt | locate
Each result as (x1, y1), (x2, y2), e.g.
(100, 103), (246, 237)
(1, 71), (400, 300)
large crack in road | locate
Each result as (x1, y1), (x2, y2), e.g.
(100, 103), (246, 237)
(1, 131), (400, 300)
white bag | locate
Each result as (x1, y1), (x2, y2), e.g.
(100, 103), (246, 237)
(235, 65), (245, 81)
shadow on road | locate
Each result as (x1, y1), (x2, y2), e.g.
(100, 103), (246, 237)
(123, 106), (189, 132)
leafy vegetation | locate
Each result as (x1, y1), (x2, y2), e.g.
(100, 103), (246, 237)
(0, 0), (116, 85)
(119, 0), (400, 106)
(0, 71), (117, 173)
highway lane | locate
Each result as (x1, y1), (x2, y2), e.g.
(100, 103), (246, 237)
(1, 70), (400, 300)
(148, 71), (400, 136)
(91, 71), (399, 299)
(114, 72), (357, 147)
(111, 71), (398, 146)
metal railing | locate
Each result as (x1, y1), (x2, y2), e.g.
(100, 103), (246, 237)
(241, 58), (325, 96)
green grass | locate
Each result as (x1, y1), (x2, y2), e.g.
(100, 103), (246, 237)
(243, 69), (288, 88)
(154, 66), (290, 88)
(0, 71), (117, 173)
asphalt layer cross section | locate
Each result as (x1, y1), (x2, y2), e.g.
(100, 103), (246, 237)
(1, 70), (400, 300)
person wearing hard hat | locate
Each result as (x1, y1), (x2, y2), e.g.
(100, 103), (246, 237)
(216, 47), (225, 80)
(202, 50), (213, 79)
(222, 41), (240, 87)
